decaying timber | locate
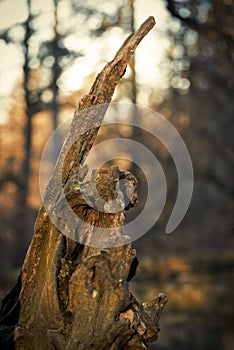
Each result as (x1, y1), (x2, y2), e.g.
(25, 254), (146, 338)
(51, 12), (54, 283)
(0, 16), (167, 350)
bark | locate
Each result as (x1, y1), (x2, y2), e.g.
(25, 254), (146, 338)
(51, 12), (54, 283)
(0, 16), (167, 350)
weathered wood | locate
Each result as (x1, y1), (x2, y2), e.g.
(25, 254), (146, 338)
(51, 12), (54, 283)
(0, 16), (167, 350)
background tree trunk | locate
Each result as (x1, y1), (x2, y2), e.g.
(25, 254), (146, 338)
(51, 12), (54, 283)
(0, 17), (167, 350)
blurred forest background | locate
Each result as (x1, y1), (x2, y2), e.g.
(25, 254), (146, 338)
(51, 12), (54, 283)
(0, 0), (234, 349)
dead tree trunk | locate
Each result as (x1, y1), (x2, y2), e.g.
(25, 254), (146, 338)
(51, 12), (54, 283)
(0, 17), (167, 350)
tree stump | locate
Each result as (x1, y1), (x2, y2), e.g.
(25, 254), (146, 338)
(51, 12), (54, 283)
(0, 16), (167, 350)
